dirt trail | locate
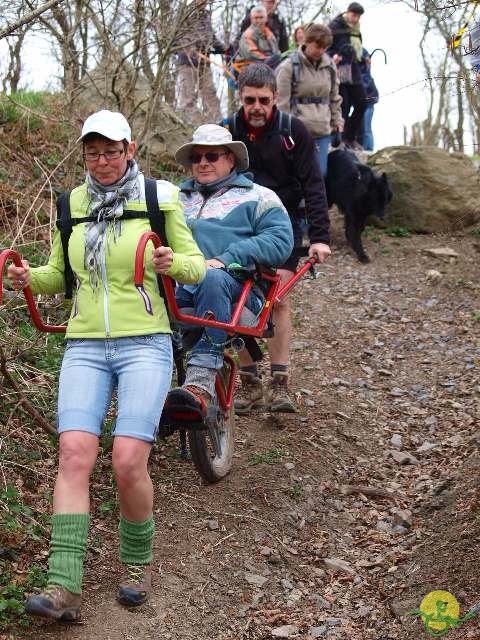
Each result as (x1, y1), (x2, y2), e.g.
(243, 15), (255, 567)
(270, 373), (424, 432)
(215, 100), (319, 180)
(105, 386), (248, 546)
(18, 228), (480, 640)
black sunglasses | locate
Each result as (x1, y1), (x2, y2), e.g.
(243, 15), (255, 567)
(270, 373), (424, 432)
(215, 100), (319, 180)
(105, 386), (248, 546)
(190, 151), (229, 164)
(242, 96), (272, 105)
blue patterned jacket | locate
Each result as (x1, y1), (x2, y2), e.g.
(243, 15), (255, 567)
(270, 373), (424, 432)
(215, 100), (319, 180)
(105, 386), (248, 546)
(179, 173), (294, 269)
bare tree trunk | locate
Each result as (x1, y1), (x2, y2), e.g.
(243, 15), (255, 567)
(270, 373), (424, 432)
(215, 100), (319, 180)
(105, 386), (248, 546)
(3, 29), (26, 92)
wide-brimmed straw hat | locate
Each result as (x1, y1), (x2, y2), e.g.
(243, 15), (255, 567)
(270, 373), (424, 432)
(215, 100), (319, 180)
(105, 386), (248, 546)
(175, 124), (249, 171)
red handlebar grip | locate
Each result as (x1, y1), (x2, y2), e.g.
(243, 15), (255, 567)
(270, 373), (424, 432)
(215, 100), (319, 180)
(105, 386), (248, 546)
(0, 249), (66, 333)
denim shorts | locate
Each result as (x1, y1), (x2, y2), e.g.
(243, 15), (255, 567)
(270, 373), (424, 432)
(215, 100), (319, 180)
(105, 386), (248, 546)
(57, 334), (173, 443)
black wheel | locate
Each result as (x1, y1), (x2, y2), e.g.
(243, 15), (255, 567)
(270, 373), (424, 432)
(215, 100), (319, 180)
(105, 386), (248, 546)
(188, 362), (235, 483)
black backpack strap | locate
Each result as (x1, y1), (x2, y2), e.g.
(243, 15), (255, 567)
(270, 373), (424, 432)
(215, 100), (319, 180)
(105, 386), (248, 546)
(289, 50), (301, 108)
(328, 62), (337, 94)
(143, 177), (169, 304)
(55, 191), (75, 299)
(226, 113), (237, 139)
(144, 177), (166, 245)
(277, 111), (295, 156)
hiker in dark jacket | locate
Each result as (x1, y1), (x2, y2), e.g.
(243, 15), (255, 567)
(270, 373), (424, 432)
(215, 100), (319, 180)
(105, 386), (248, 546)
(359, 48), (379, 151)
(223, 63), (330, 415)
(328, 2), (368, 149)
(236, 0), (289, 53)
(176, 0), (226, 123)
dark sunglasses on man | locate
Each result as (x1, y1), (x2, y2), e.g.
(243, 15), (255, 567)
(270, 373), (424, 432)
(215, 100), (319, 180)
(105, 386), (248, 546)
(189, 151), (230, 164)
(242, 96), (272, 106)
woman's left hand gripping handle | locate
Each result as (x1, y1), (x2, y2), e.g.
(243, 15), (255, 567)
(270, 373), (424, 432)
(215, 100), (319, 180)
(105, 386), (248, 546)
(152, 246), (174, 275)
(7, 258), (31, 289)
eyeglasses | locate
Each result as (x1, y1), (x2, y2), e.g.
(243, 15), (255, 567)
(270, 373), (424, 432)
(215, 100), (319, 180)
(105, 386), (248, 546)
(83, 149), (126, 162)
(242, 96), (272, 106)
(190, 151), (229, 164)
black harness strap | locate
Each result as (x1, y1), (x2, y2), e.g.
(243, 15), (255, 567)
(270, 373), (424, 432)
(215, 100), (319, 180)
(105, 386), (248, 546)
(56, 177), (167, 299)
(143, 177), (168, 302)
(56, 191), (74, 299)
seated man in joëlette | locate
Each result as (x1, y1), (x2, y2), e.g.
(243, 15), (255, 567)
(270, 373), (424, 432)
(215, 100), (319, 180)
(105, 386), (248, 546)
(164, 124), (293, 422)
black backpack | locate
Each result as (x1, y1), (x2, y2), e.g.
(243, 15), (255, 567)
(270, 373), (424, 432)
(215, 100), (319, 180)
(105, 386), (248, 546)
(56, 177), (167, 299)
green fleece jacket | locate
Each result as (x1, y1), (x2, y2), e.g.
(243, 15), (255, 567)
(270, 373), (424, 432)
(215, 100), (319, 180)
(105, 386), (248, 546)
(29, 176), (206, 338)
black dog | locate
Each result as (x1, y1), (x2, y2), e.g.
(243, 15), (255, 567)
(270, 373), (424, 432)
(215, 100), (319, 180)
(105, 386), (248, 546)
(325, 149), (393, 263)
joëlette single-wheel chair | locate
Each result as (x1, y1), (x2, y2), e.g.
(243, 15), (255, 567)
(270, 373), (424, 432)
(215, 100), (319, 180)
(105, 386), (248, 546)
(0, 233), (317, 484)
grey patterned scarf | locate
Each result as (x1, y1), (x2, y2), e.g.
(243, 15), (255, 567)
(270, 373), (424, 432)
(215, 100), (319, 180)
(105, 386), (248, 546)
(84, 160), (140, 292)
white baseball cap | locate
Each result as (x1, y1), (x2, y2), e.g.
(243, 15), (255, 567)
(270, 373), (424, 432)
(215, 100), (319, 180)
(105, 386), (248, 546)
(175, 124), (249, 171)
(77, 110), (132, 143)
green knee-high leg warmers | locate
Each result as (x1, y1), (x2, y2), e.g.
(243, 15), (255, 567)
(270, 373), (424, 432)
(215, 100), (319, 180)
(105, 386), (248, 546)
(47, 513), (90, 595)
(119, 515), (155, 565)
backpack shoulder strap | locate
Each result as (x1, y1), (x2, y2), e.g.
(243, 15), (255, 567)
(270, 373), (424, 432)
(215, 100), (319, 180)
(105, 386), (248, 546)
(143, 177), (169, 306)
(144, 177), (167, 246)
(328, 62), (337, 93)
(55, 191), (75, 299)
(223, 113), (237, 139)
(277, 110), (295, 156)
(290, 49), (301, 102)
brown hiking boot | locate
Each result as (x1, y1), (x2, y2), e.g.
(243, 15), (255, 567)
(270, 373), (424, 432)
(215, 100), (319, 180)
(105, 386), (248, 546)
(234, 372), (264, 415)
(25, 584), (81, 621)
(267, 372), (297, 413)
(117, 564), (152, 607)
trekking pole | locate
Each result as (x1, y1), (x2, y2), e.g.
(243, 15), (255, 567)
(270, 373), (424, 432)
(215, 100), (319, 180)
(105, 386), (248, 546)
(0, 249), (66, 333)
(369, 48), (387, 65)
(196, 51), (236, 81)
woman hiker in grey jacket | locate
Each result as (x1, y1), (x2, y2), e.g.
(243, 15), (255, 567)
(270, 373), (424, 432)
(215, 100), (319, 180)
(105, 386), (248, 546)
(276, 23), (343, 177)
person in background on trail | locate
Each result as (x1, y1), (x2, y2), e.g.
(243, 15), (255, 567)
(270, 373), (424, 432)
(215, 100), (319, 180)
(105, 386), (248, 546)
(276, 23), (343, 177)
(358, 47), (379, 151)
(292, 25), (306, 48)
(237, 5), (280, 64)
(466, 23), (480, 84)
(7, 110), (205, 621)
(223, 63), (331, 415)
(162, 124), (293, 422)
(235, 0), (289, 53)
(176, 0), (226, 124)
(328, 2), (368, 150)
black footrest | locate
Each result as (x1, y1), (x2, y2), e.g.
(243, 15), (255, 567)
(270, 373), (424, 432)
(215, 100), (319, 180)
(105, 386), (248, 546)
(161, 388), (207, 430)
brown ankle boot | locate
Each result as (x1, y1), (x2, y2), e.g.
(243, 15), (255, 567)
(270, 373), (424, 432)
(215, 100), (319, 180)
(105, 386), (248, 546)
(267, 372), (297, 413)
(117, 564), (152, 606)
(234, 372), (264, 415)
(25, 584), (81, 621)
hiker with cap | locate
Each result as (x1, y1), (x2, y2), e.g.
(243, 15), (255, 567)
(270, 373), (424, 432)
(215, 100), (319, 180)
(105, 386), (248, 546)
(8, 109), (205, 620)
(162, 123), (293, 423)
(328, 2), (368, 149)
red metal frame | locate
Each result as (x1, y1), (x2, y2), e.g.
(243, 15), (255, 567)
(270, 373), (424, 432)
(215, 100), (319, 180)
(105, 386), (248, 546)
(1, 234), (317, 420)
(0, 249), (66, 333)
(135, 231), (316, 338)
(216, 353), (237, 413)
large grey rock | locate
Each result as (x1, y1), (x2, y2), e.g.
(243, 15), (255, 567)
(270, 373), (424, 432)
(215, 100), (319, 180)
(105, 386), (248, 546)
(369, 146), (480, 231)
